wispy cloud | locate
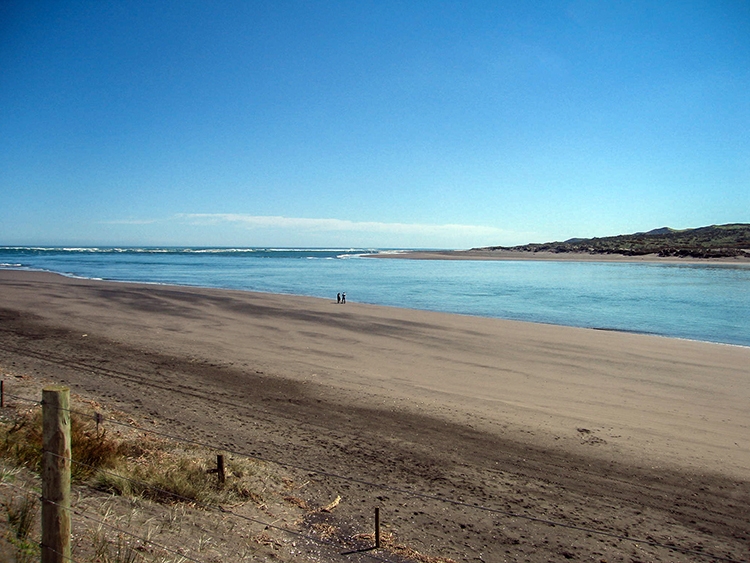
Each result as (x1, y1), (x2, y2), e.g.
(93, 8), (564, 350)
(176, 213), (509, 238)
(99, 219), (158, 225)
(96, 213), (531, 247)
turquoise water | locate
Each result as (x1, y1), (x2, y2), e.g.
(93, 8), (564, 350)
(1, 247), (749, 347)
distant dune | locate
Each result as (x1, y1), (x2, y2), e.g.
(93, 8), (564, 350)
(475, 223), (750, 259)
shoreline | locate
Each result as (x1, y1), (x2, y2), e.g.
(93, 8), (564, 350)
(366, 248), (750, 263)
(4, 266), (748, 349)
(5, 266), (748, 348)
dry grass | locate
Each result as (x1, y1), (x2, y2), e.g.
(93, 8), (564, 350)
(0, 405), (137, 480)
(0, 467), (41, 563)
(93, 445), (276, 506)
(0, 398), (287, 562)
(0, 403), (278, 507)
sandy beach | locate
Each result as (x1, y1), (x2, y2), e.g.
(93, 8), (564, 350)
(367, 249), (750, 264)
(1, 270), (748, 562)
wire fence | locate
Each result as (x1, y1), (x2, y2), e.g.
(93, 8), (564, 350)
(0, 384), (746, 563)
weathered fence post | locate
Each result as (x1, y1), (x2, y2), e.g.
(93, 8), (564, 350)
(375, 507), (381, 548)
(95, 412), (103, 435)
(217, 454), (226, 485)
(42, 386), (71, 563)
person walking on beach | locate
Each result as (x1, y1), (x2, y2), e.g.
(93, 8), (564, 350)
(342, 292), (346, 304)
(337, 292), (341, 304)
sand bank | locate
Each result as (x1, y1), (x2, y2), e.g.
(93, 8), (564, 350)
(368, 249), (750, 263)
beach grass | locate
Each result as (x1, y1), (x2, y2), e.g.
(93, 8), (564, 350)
(0, 399), (286, 562)
(0, 402), (276, 506)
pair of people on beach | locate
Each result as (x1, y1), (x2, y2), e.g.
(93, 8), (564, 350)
(336, 292), (346, 304)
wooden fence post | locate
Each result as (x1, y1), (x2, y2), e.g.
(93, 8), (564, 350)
(42, 386), (71, 563)
(217, 454), (226, 485)
(95, 412), (103, 435)
(375, 507), (381, 548)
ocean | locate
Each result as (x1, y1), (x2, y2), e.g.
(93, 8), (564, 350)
(1, 246), (749, 347)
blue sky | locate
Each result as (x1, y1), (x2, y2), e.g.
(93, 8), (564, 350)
(1, 1), (748, 249)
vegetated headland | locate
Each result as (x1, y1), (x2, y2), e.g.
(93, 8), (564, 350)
(371, 223), (750, 261)
(478, 223), (750, 259)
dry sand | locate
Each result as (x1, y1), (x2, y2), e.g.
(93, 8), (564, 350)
(1, 270), (748, 562)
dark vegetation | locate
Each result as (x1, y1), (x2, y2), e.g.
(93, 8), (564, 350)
(477, 223), (750, 259)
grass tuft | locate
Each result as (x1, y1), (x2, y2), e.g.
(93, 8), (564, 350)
(0, 407), (136, 480)
(94, 447), (271, 506)
(2, 491), (41, 563)
(1, 405), (273, 507)
(4, 492), (38, 541)
(91, 531), (143, 563)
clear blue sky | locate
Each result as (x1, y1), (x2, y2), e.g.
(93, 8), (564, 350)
(1, 1), (748, 248)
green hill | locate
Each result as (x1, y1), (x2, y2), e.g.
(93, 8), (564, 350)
(477, 223), (750, 259)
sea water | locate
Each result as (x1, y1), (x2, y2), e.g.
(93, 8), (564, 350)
(1, 247), (749, 347)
